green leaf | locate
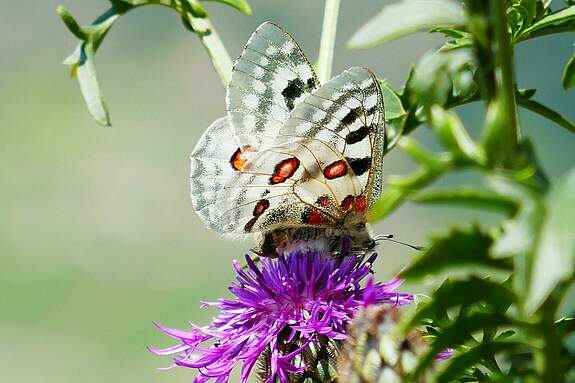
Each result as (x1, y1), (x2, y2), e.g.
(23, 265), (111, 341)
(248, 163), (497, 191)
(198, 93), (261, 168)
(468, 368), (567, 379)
(203, 0), (252, 15)
(182, 0), (208, 18)
(430, 105), (486, 165)
(488, 176), (544, 299)
(526, 167), (575, 313)
(57, 6), (87, 40)
(397, 136), (450, 170)
(400, 226), (512, 281)
(411, 188), (516, 214)
(407, 314), (514, 382)
(522, 5), (575, 34)
(409, 49), (476, 108)
(562, 49), (575, 90)
(406, 278), (516, 329)
(436, 341), (521, 383)
(347, 0), (466, 50)
(379, 80), (406, 120)
(368, 187), (404, 222)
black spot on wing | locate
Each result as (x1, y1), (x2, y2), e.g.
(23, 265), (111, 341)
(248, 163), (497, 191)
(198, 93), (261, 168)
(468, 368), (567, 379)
(307, 77), (317, 90)
(337, 107), (361, 132)
(282, 78), (305, 111)
(342, 108), (359, 125)
(345, 125), (370, 144)
(346, 156), (371, 176)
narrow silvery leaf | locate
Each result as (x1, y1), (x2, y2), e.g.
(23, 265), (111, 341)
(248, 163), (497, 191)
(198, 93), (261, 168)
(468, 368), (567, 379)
(526, 167), (575, 313)
(348, 0), (466, 49)
(75, 44), (111, 126)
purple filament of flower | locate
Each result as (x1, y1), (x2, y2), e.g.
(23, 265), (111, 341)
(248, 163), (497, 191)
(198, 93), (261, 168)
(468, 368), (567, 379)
(150, 248), (413, 383)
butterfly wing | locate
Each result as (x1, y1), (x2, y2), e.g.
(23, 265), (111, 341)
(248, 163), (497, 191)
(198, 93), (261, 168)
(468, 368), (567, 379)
(206, 67), (385, 236)
(190, 117), (247, 234)
(226, 21), (319, 151)
(279, 66), (386, 209)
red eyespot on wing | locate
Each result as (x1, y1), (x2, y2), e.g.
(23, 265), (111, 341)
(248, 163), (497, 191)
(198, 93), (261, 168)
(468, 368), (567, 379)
(304, 208), (325, 225)
(270, 158), (300, 184)
(353, 195), (368, 213)
(230, 147), (254, 172)
(323, 160), (348, 180)
(341, 195), (355, 211)
(253, 199), (270, 216)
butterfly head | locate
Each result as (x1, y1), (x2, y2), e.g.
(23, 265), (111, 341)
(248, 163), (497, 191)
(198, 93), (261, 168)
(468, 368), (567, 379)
(338, 211), (375, 253)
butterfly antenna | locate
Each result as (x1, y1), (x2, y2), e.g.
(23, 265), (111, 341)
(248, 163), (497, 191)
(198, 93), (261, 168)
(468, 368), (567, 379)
(374, 234), (424, 251)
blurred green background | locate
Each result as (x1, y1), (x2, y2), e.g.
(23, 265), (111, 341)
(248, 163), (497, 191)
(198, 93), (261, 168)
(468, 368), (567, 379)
(1, 1), (573, 382)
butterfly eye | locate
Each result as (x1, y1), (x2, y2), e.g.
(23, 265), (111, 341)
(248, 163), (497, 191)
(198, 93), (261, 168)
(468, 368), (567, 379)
(355, 222), (366, 230)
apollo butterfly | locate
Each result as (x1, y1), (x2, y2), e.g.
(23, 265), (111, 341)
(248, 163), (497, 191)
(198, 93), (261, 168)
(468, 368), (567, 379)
(190, 22), (386, 256)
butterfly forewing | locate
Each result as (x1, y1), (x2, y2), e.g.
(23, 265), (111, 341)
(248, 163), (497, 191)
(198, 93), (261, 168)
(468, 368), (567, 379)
(226, 22), (319, 151)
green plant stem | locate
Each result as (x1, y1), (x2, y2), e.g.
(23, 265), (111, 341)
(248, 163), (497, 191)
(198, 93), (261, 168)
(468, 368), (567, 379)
(537, 295), (564, 383)
(317, 0), (340, 84)
(186, 16), (232, 85)
(492, 0), (519, 144)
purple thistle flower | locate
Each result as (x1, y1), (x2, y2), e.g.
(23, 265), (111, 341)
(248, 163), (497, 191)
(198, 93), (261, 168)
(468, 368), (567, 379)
(150, 248), (413, 383)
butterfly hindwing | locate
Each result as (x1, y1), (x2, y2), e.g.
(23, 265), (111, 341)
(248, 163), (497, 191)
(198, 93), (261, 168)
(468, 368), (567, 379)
(278, 67), (385, 208)
(190, 117), (246, 234)
(226, 22), (319, 151)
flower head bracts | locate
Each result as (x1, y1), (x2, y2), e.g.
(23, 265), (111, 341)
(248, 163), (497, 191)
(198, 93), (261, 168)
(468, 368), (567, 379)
(150, 248), (413, 383)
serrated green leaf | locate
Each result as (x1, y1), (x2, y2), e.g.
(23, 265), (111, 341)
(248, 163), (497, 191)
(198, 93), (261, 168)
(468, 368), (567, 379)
(488, 176), (544, 299)
(401, 226), (512, 281)
(379, 79), (406, 120)
(407, 314), (514, 382)
(411, 188), (517, 214)
(430, 105), (486, 165)
(526, 167), (575, 313)
(562, 49), (575, 90)
(347, 0), (466, 50)
(406, 278), (516, 329)
(522, 5), (575, 34)
(436, 341), (521, 383)
(204, 0), (252, 15)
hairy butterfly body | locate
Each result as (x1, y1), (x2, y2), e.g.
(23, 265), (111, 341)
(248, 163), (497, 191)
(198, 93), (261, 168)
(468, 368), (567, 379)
(190, 22), (385, 256)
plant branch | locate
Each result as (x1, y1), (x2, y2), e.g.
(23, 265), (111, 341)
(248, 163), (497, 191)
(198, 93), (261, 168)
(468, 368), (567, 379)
(492, 0), (519, 143)
(518, 98), (575, 134)
(186, 15), (232, 85)
(317, 0), (341, 84)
